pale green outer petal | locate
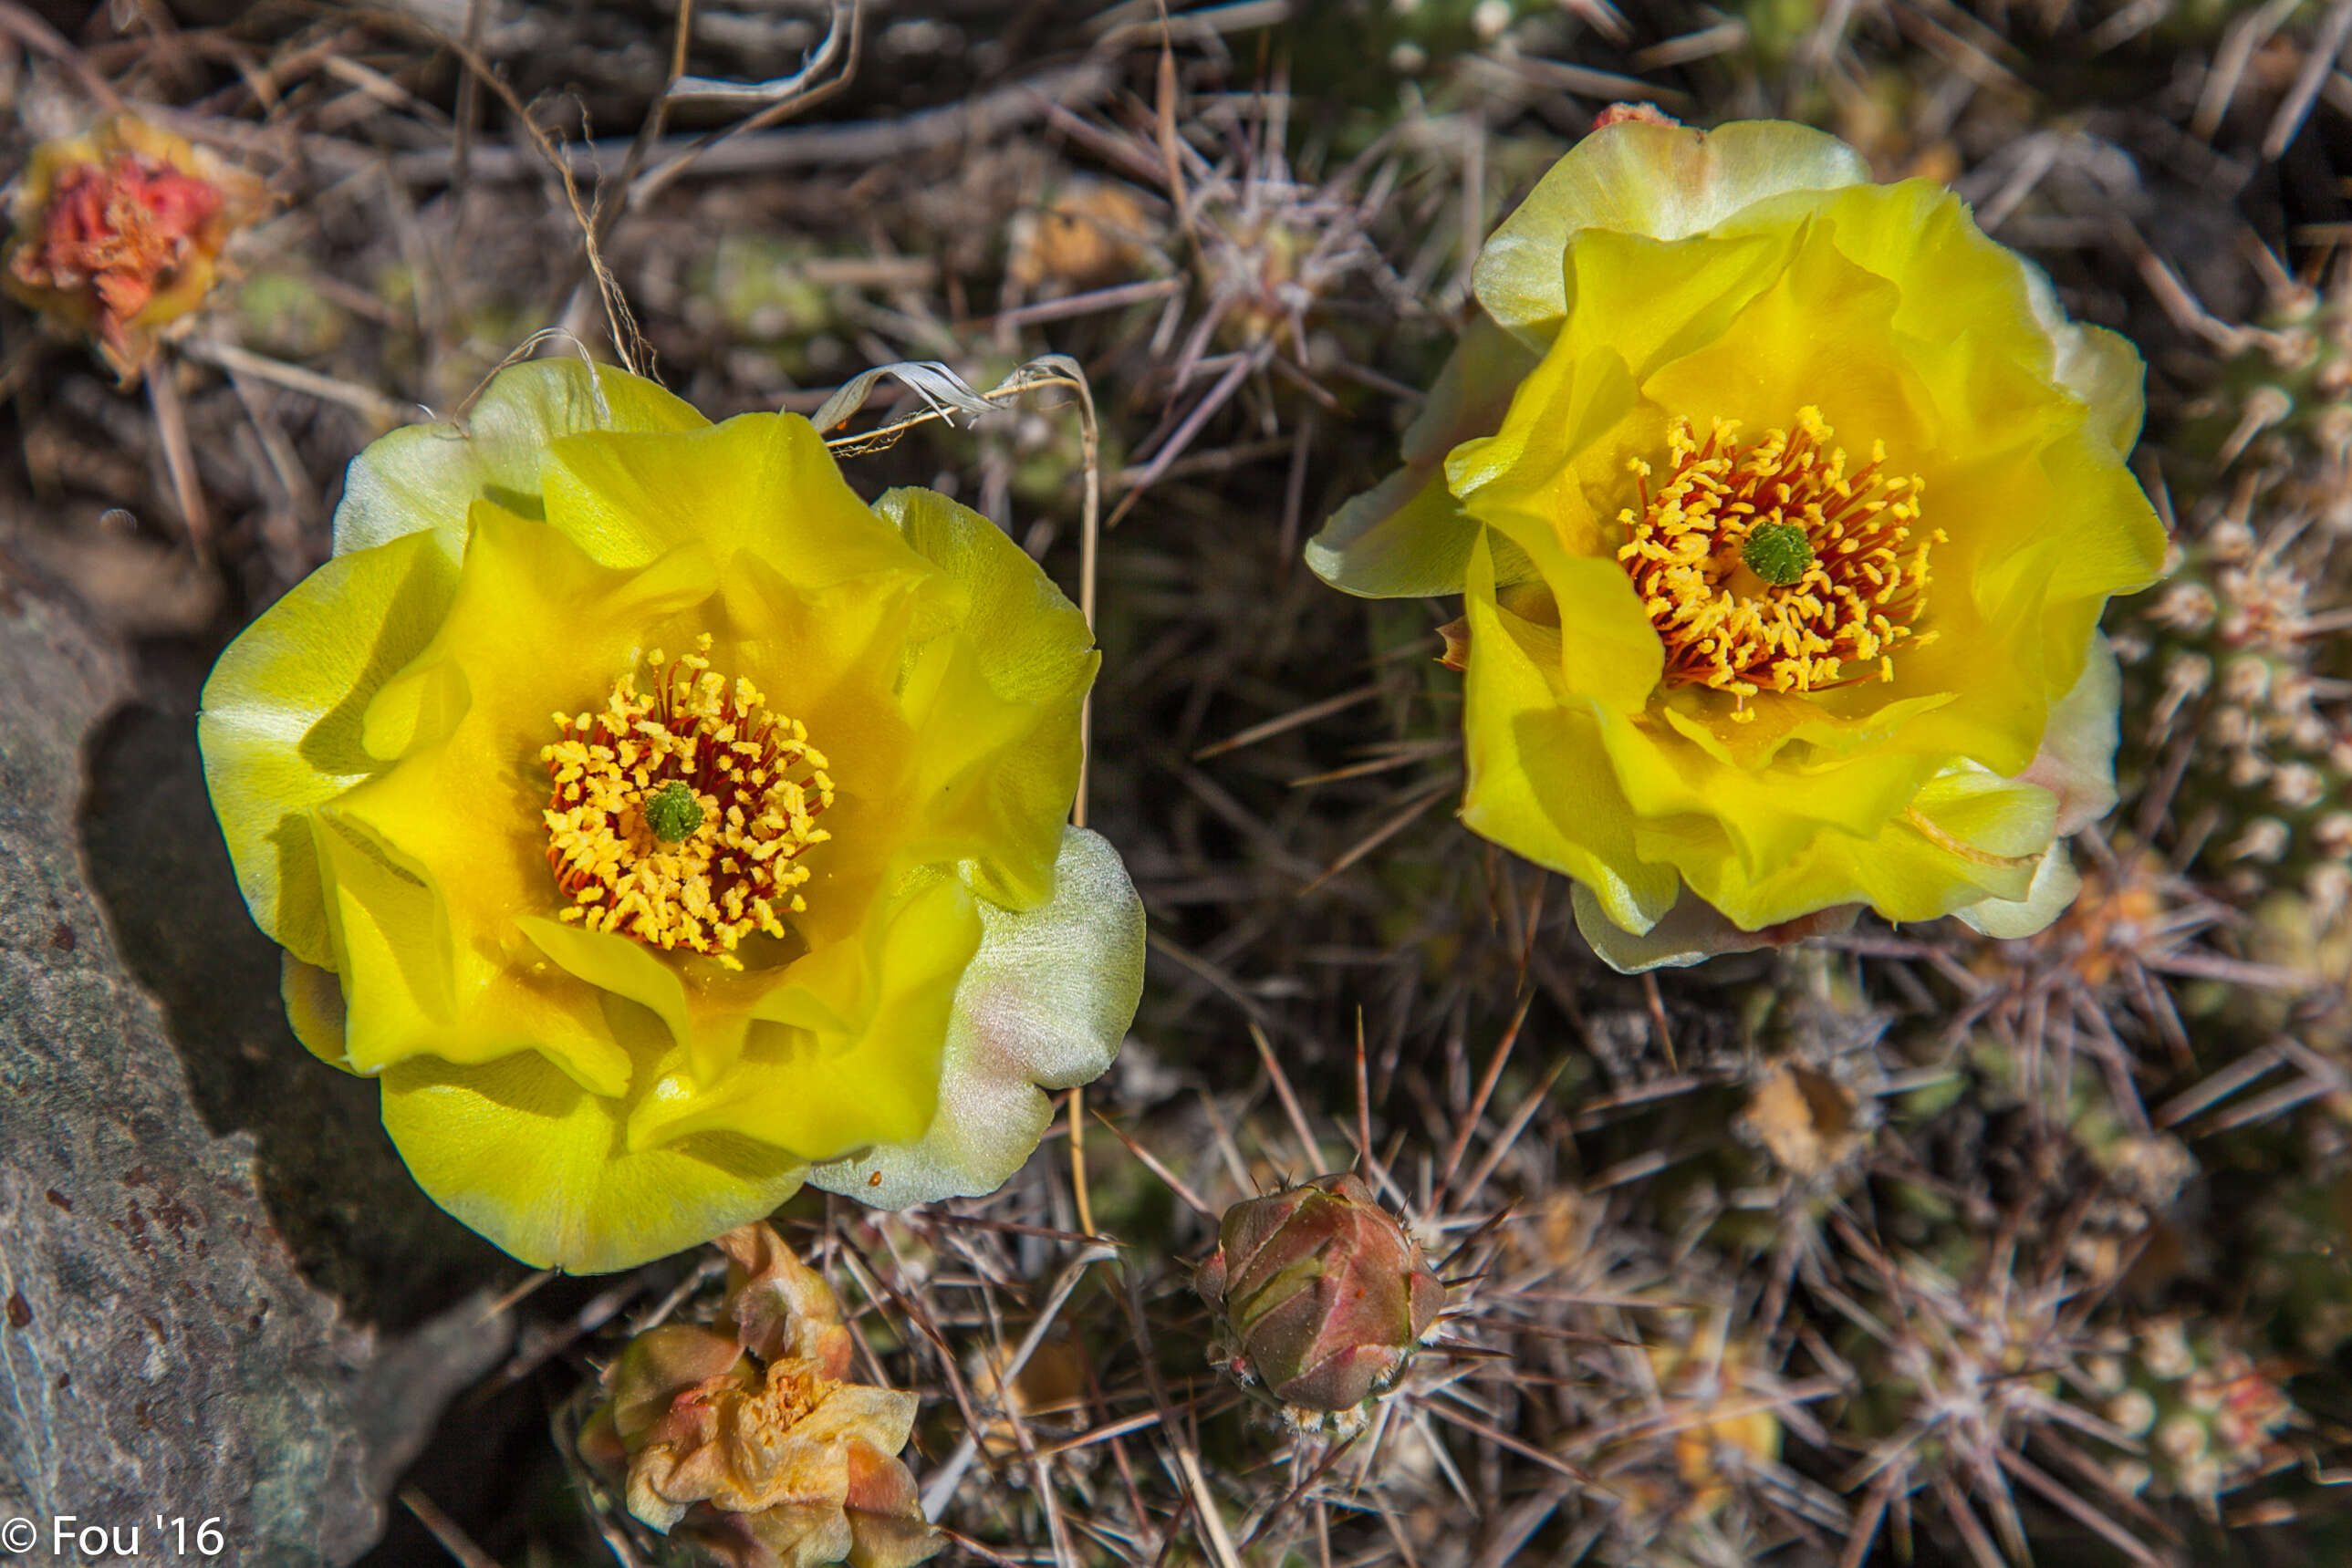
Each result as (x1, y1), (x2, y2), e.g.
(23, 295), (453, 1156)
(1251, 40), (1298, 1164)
(1951, 637), (2119, 938)
(1306, 313), (1542, 598)
(1951, 841), (2084, 940)
(1571, 883), (1858, 974)
(807, 826), (1143, 1208)
(2053, 326), (2147, 456)
(1473, 119), (1868, 343)
(198, 530), (458, 968)
(2020, 633), (2123, 836)
(332, 358), (706, 562)
(2023, 266), (2147, 456)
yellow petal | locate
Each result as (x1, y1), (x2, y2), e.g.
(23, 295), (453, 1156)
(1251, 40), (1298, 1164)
(382, 1044), (808, 1273)
(1458, 535), (1679, 934)
(628, 875), (983, 1161)
(199, 529), (459, 968)
(337, 358), (707, 560)
(282, 953), (349, 1066)
(879, 486), (1095, 910)
(1474, 119), (1868, 341)
(543, 412), (936, 579)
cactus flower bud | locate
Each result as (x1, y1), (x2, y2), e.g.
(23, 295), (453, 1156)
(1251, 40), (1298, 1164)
(1196, 1172), (1445, 1432)
(575, 1222), (944, 1568)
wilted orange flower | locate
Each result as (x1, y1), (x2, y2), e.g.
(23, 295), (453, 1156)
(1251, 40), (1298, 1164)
(4, 115), (264, 379)
(578, 1222), (943, 1568)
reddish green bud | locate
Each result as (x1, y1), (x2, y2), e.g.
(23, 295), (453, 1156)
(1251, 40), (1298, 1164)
(1196, 1172), (1445, 1429)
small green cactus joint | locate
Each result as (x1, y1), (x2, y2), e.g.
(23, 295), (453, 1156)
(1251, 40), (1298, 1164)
(645, 781), (703, 844)
(1741, 521), (1815, 587)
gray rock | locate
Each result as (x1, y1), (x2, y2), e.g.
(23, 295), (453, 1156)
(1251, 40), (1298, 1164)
(0, 589), (511, 1567)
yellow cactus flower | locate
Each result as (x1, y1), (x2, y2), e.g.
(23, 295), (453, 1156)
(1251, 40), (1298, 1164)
(4, 115), (265, 379)
(1308, 114), (2166, 970)
(199, 358), (1145, 1270)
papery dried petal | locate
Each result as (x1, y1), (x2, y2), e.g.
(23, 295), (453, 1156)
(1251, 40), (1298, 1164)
(608, 1323), (749, 1444)
(716, 1223), (851, 1376)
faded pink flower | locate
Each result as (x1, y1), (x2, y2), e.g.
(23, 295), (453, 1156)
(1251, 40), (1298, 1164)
(578, 1223), (943, 1568)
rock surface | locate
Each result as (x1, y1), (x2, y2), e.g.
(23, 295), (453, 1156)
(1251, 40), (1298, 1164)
(0, 588), (511, 1566)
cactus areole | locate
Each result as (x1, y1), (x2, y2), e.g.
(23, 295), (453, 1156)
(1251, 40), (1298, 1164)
(1196, 1171), (1445, 1429)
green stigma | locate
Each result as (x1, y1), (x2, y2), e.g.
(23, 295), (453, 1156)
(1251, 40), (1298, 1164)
(645, 781), (703, 844)
(1741, 521), (1815, 587)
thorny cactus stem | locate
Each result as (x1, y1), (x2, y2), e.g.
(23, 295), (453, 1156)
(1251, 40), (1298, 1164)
(1196, 1171), (1446, 1436)
(2087, 1316), (2296, 1514)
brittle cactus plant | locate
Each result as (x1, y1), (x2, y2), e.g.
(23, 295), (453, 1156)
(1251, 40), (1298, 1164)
(1590, 1318), (1785, 1548)
(2082, 1315), (2297, 1515)
(2118, 491), (2352, 902)
(2186, 264), (2352, 479)
(2245, 1162), (2352, 1359)
(2118, 263), (2352, 909)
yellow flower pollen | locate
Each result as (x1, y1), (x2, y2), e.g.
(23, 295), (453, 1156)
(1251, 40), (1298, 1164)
(1616, 408), (1943, 722)
(540, 634), (834, 969)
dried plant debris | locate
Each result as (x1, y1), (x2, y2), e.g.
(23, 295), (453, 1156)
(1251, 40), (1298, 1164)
(572, 1224), (943, 1568)
(16, 2), (2352, 1566)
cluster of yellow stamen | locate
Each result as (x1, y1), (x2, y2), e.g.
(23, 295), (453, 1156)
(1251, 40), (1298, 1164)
(1616, 408), (1943, 722)
(541, 635), (833, 967)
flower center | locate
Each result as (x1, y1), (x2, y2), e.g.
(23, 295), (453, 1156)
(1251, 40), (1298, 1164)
(643, 781), (703, 843)
(541, 636), (834, 968)
(1616, 408), (1942, 722)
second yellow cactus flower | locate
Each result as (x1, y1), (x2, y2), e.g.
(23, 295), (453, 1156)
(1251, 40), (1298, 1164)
(199, 358), (1146, 1271)
(1307, 113), (2166, 970)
